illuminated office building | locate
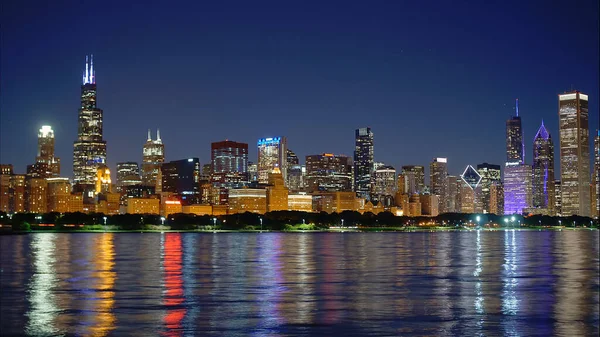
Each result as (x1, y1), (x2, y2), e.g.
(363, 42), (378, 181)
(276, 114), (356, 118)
(489, 181), (504, 215)
(420, 194), (439, 216)
(558, 91), (591, 216)
(228, 188), (267, 214)
(305, 153), (353, 193)
(36, 126), (60, 176)
(0, 167), (11, 212)
(477, 163), (501, 214)
(267, 168), (288, 212)
(354, 127), (374, 199)
(247, 162), (258, 183)
(26, 178), (47, 213)
(9, 175), (25, 213)
(286, 149), (304, 192)
(257, 137), (287, 184)
(459, 165), (483, 213)
(554, 180), (562, 216)
(211, 140), (248, 204)
(127, 197), (160, 215)
(504, 99), (531, 215)
(372, 165), (396, 207)
(446, 175), (459, 213)
(73, 55), (107, 196)
(95, 165), (112, 194)
(142, 129), (165, 187)
(401, 165), (425, 195)
(46, 178), (72, 213)
(288, 193), (313, 212)
(430, 158), (448, 213)
(116, 162), (141, 190)
(161, 158), (201, 205)
(532, 121), (555, 214)
(594, 130), (599, 217)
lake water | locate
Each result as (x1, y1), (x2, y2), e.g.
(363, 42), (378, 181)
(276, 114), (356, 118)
(0, 231), (598, 336)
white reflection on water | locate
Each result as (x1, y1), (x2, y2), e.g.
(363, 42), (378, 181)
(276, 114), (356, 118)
(25, 233), (60, 336)
(474, 230), (484, 315)
(502, 230), (519, 316)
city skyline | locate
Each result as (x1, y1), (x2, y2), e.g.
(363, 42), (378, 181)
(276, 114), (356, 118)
(1, 0), (598, 180)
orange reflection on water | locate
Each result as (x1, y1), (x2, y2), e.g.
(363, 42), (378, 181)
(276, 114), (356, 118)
(88, 233), (116, 337)
(162, 233), (185, 337)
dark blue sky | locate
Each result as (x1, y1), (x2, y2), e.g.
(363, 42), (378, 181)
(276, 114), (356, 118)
(1, 0), (598, 180)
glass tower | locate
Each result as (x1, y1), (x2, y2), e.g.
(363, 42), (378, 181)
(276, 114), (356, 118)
(532, 121), (555, 214)
(354, 127), (374, 200)
(73, 55), (107, 195)
(558, 91), (590, 216)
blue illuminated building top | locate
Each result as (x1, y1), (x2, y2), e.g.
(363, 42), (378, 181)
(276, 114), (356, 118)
(257, 137), (282, 146)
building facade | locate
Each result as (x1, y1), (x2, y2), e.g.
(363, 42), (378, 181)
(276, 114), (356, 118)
(558, 91), (591, 216)
(211, 140), (248, 204)
(532, 121), (555, 214)
(37, 126), (60, 176)
(371, 165), (396, 207)
(267, 168), (288, 212)
(401, 165), (425, 195)
(305, 153), (353, 193)
(477, 163), (501, 214)
(73, 55), (107, 197)
(504, 163), (532, 214)
(142, 129), (165, 187)
(430, 158), (448, 214)
(354, 127), (374, 200)
(116, 162), (141, 190)
(257, 137), (287, 185)
(160, 158), (201, 205)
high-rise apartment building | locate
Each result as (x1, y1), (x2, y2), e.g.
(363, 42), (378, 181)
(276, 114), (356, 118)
(257, 137), (287, 184)
(558, 91), (591, 216)
(532, 121), (555, 214)
(305, 153), (353, 193)
(116, 162), (141, 189)
(477, 163), (501, 214)
(372, 165), (396, 207)
(73, 55), (107, 196)
(36, 126), (60, 176)
(211, 140), (248, 204)
(142, 129), (165, 187)
(430, 158), (448, 213)
(401, 165), (425, 195)
(354, 127), (374, 200)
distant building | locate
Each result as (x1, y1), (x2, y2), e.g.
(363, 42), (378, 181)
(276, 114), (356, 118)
(594, 130), (600, 217)
(26, 178), (47, 213)
(160, 158), (201, 205)
(142, 129), (165, 187)
(36, 126), (60, 176)
(401, 165), (425, 195)
(211, 140), (248, 204)
(73, 55), (107, 197)
(267, 168), (288, 212)
(116, 162), (141, 190)
(228, 188), (267, 214)
(504, 164), (532, 214)
(554, 180), (562, 216)
(313, 191), (358, 213)
(46, 178), (72, 213)
(372, 165), (396, 207)
(247, 161), (258, 183)
(305, 153), (353, 193)
(182, 204), (213, 216)
(127, 197), (160, 215)
(477, 163), (501, 214)
(257, 137), (287, 184)
(558, 91), (591, 216)
(288, 193), (313, 212)
(459, 165), (483, 214)
(420, 194), (439, 216)
(430, 158), (448, 213)
(95, 165), (112, 194)
(446, 175), (459, 213)
(354, 127), (374, 200)
(532, 121), (555, 215)
(489, 182), (504, 215)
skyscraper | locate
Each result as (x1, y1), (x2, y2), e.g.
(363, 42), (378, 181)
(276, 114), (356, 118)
(354, 127), (374, 199)
(372, 165), (396, 207)
(116, 162), (141, 189)
(506, 99), (524, 164)
(160, 158), (201, 205)
(504, 99), (532, 215)
(286, 149), (303, 192)
(305, 153), (353, 193)
(142, 129), (165, 187)
(401, 165), (425, 195)
(257, 137), (287, 184)
(558, 91), (591, 216)
(36, 125), (60, 176)
(459, 165), (483, 213)
(211, 140), (248, 204)
(476, 163), (501, 214)
(73, 55), (107, 196)
(430, 158), (448, 213)
(594, 130), (599, 217)
(532, 121), (555, 214)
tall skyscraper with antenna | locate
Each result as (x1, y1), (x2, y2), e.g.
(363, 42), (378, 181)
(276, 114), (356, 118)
(142, 129), (165, 187)
(504, 99), (532, 215)
(73, 55), (107, 196)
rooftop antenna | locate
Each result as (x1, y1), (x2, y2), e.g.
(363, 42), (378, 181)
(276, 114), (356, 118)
(157, 129), (161, 141)
(147, 129), (151, 141)
(90, 54), (95, 84)
(515, 98), (519, 117)
(84, 55), (89, 84)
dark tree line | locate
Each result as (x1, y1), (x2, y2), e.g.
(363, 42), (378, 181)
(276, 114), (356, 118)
(0, 210), (597, 231)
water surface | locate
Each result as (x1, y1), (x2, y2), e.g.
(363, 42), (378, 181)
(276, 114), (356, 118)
(1, 231), (598, 336)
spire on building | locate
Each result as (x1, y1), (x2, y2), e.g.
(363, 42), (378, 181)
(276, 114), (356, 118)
(147, 129), (152, 141)
(515, 98), (519, 117)
(90, 54), (95, 84)
(157, 129), (161, 142)
(535, 120), (550, 140)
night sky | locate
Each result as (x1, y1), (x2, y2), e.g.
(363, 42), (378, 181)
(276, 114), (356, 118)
(1, 0), (598, 181)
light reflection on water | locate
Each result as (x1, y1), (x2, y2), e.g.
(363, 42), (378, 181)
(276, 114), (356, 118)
(0, 231), (598, 336)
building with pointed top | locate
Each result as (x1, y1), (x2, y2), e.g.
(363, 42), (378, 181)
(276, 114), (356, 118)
(73, 55), (107, 197)
(504, 99), (532, 215)
(532, 121), (555, 214)
(142, 129), (165, 187)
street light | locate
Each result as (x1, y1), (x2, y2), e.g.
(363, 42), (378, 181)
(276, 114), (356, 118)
(341, 219), (344, 227)
(259, 217), (263, 231)
(213, 217), (217, 228)
(161, 216), (165, 226)
(302, 219), (305, 225)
